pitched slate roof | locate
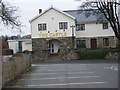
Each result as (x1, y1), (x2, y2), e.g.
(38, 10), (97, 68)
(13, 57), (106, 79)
(64, 10), (107, 23)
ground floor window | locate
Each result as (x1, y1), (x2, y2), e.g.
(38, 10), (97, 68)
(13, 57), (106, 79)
(76, 40), (86, 49)
(103, 38), (109, 46)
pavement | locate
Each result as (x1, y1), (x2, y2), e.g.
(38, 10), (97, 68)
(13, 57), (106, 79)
(3, 60), (118, 88)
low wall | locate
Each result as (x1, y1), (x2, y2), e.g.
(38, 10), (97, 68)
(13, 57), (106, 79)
(105, 52), (118, 60)
(2, 53), (32, 87)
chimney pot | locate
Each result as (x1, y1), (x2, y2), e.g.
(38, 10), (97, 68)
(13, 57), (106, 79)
(39, 9), (42, 14)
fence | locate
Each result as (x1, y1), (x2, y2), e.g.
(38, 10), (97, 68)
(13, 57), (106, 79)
(2, 53), (31, 87)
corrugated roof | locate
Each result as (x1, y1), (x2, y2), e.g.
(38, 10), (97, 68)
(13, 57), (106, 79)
(64, 9), (107, 23)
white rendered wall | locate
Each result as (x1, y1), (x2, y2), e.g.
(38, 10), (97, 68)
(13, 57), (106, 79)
(8, 40), (18, 53)
(8, 39), (32, 53)
(75, 23), (115, 38)
(31, 8), (75, 38)
(22, 40), (32, 51)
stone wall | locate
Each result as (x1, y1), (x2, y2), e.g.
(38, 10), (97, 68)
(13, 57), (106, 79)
(76, 36), (117, 49)
(97, 36), (117, 48)
(32, 37), (78, 61)
(32, 38), (49, 60)
(32, 36), (117, 61)
(105, 52), (118, 60)
(2, 54), (32, 87)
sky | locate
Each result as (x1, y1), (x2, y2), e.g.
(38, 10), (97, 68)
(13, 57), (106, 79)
(0, 0), (83, 36)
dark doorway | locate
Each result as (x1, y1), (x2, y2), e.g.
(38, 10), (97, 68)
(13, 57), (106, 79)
(91, 39), (97, 49)
(18, 41), (22, 52)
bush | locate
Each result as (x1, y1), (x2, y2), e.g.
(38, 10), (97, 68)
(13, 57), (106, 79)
(76, 49), (112, 59)
(22, 50), (31, 54)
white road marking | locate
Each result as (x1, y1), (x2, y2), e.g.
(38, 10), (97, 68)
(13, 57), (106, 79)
(22, 72), (94, 75)
(26, 82), (108, 87)
(20, 76), (100, 80)
(32, 64), (87, 67)
(37, 66), (87, 70)
(36, 69), (89, 71)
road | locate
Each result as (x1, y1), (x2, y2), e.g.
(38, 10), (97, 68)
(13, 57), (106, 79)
(4, 60), (118, 88)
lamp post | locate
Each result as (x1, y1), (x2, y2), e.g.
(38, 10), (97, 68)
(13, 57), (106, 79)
(70, 25), (75, 37)
(70, 25), (75, 49)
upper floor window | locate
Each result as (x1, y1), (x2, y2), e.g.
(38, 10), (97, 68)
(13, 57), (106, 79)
(76, 40), (86, 49)
(38, 23), (47, 31)
(102, 22), (108, 29)
(76, 24), (85, 31)
(59, 22), (68, 29)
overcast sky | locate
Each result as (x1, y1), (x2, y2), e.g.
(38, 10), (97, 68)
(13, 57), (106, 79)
(1, 0), (83, 36)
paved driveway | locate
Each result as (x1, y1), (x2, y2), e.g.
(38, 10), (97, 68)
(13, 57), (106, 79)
(4, 60), (118, 88)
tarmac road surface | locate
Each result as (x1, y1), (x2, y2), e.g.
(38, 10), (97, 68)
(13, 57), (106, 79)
(4, 60), (118, 88)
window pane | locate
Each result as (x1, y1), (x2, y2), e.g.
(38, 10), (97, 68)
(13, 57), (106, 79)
(103, 23), (108, 29)
(81, 24), (85, 30)
(38, 23), (47, 31)
(76, 40), (86, 49)
(38, 24), (42, 30)
(59, 22), (68, 29)
(76, 24), (85, 31)
(43, 24), (46, 30)
(59, 23), (63, 29)
(103, 38), (109, 46)
(64, 22), (68, 29)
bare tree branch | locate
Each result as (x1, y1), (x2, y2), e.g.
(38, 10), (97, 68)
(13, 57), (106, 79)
(0, 0), (22, 29)
(78, 0), (120, 40)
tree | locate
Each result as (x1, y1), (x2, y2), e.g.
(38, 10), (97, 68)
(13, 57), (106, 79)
(0, 0), (21, 29)
(77, 0), (120, 40)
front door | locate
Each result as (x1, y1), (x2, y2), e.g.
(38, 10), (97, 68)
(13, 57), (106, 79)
(91, 39), (97, 49)
(49, 42), (59, 54)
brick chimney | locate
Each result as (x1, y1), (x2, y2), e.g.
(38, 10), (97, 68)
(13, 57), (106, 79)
(39, 9), (42, 14)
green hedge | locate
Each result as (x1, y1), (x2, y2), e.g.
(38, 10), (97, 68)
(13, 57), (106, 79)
(76, 48), (118, 59)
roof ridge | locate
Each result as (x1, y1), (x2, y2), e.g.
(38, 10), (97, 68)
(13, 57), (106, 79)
(63, 9), (98, 12)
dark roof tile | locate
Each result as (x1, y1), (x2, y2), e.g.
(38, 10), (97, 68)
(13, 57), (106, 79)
(64, 9), (107, 23)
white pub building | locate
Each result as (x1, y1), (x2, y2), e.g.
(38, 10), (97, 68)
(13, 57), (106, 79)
(30, 6), (117, 60)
